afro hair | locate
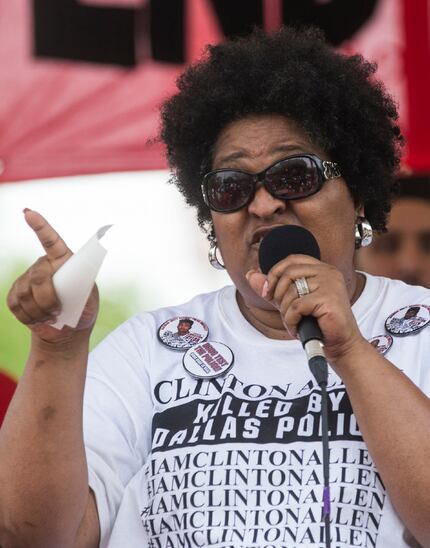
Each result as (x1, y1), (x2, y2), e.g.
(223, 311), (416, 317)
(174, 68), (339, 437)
(160, 27), (404, 237)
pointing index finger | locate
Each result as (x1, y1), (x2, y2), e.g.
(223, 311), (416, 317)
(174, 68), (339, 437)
(24, 209), (71, 263)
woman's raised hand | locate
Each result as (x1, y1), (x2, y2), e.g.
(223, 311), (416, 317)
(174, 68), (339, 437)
(7, 209), (99, 343)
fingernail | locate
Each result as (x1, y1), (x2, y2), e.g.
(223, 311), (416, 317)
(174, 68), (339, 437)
(286, 327), (298, 339)
(246, 270), (257, 282)
(23, 208), (32, 214)
(262, 280), (269, 298)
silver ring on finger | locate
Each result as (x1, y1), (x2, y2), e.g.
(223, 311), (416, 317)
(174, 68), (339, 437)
(294, 277), (310, 298)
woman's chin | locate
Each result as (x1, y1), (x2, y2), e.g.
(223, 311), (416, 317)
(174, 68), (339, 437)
(236, 286), (276, 312)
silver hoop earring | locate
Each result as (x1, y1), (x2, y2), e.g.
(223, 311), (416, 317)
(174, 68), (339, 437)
(208, 241), (225, 270)
(355, 217), (373, 249)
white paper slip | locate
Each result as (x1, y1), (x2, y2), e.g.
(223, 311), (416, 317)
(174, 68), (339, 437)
(52, 225), (112, 329)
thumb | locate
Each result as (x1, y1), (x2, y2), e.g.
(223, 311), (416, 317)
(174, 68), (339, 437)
(246, 270), (269, 299)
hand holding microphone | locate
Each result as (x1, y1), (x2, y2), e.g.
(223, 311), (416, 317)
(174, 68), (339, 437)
(259, 225), (328, 384)
(247, 224), (364, 368)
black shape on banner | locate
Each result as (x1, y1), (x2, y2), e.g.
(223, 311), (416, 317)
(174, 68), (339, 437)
(150, 0), (185, 63)
(32, 0), (380, 67)
(32, 0), (138, 66)
(280, 0), (379, 46)
(211, 0), (263, 39)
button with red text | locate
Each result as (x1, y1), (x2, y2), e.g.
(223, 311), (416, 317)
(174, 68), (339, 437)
(182, 341), (234, 379)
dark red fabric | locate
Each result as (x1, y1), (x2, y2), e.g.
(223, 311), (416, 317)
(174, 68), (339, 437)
(402, 0), (430, 172)
(0, 370), (17, 426)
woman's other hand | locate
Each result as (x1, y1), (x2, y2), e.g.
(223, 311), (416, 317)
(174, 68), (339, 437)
(247, 255), (366, 366)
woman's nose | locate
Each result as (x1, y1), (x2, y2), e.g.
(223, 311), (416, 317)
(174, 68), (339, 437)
(247, 184), (286, 218)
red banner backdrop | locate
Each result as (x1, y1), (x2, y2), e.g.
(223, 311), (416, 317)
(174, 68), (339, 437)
(0, 0), (429, 183)
(0, 370), (16, 426)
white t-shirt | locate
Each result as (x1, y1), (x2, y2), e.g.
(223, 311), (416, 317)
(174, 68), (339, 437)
(84, 274), (430, 547)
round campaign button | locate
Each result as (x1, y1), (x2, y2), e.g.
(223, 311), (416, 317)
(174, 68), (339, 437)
(385, 305), (430, 337)
(158, 316), (209, 351)
(182, 341), (234, 379)
(368, 334), (393, 356)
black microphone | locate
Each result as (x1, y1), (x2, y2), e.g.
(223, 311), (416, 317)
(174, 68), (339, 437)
(258, 225), (327, 385)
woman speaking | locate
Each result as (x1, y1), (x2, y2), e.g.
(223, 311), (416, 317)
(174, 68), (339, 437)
(1, 27), (430, 548)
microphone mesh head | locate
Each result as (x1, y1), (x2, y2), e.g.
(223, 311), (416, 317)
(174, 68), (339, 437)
(258, 225), (320, 274)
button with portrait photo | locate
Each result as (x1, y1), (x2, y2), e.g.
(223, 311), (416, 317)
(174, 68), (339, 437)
(158, 316), (209, 350)
(385, 305), (430, 337)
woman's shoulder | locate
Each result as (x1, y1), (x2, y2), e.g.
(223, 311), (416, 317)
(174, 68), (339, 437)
(88, 285), (234, 380)
(358, 273), (430, 334)
(104, 284), (235, 343)
(361, 272), (430, 303)
(378, 274), (430, 302)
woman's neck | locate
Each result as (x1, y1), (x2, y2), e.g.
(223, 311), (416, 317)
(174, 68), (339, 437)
(236, 270), (366, 340)
(237, 291), (291, 340)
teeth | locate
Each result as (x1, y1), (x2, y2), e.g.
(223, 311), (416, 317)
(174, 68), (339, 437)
(252, 234), (265, 245)
(251, 228), (274, 246)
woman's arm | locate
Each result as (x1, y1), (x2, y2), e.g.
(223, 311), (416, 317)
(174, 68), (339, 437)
(0, 334), (100, 548)
(331, 341), (430, 548)
(0, 210), (100, 548)
(248, 258), (430, 546)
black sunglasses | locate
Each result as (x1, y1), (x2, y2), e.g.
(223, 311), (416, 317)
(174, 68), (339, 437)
(201, 153), (341, 213)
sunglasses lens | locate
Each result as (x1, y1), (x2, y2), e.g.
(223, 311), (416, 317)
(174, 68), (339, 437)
(266, 156), (321, 199)
(204, 156), (325, 212)
(205, 171), (253, 211)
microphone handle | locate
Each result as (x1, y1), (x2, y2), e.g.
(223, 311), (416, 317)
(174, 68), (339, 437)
(298, 315), (323, 345)
(298, 315), (331, 548)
